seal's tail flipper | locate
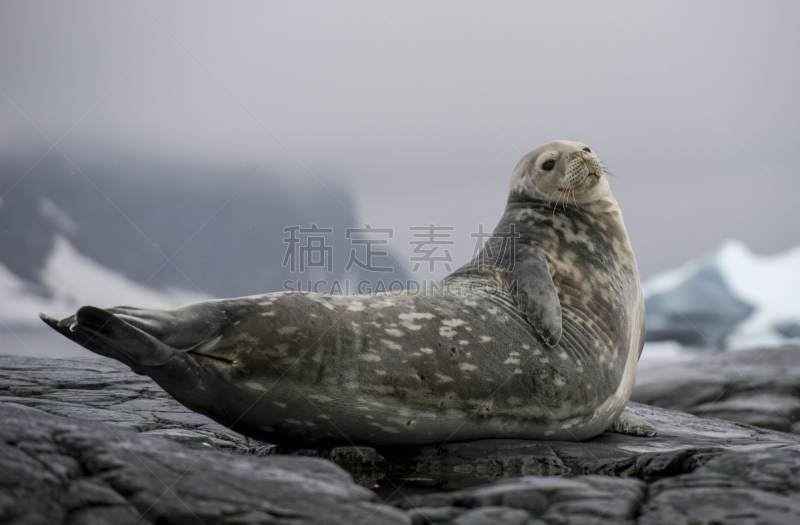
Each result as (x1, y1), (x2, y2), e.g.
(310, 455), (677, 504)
(40, 306), (175, 368)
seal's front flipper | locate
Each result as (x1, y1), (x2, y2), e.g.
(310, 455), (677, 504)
(608, 410), (657, 437)
(507, 255), (562, 347)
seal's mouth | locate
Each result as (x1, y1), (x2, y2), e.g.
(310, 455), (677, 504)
(558, 172), (599, 191)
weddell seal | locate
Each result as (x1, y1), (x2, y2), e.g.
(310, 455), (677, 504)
(42, 140), (654, 447)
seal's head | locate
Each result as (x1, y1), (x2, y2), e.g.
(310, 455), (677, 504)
(509, 140), (610, 205)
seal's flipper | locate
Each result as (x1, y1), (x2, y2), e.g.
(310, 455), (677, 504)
(607, 410), (657, 437)
(40, 306), (175, 368)
(40, 312), (98, 350)
(508, 255), (562, 347)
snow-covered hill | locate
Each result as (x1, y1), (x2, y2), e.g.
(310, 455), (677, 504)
(643, 240), (800, 352)
(0, 235), (209, 327)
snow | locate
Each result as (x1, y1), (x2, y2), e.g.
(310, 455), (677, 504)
(0, 235), (209, 326)
(643, 239), (800, 350)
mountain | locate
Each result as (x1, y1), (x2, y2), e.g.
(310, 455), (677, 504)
(0, 153), (409, 354)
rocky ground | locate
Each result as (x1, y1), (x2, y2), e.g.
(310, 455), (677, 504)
(633, 345), (800, 434)
(1, 348), (800, 524)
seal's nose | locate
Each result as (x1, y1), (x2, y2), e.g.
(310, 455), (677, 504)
(571, 150), (601, 177)
(567, 150), (583, 161)
(568, 150), (592, 163)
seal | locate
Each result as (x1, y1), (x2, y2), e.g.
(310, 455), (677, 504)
(41, 140), (652, 447)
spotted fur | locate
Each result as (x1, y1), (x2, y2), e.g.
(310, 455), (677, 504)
(42, 140), (645, 447)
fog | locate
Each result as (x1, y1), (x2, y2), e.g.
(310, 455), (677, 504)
(2, 0), (799, 283)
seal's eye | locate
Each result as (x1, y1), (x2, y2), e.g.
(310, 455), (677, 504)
(583, 147), (591, 153)
(541, 160), (555, 171)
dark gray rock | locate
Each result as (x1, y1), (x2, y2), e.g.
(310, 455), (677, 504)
(641, 448), (800, 525)
(775, 320), (800, 339)
(379, 401), (800, 495)
(392, 448), (800, 524)
(5, 354), (800, 524)
(406, 506), (467, 524)
(0, 403), (409, 525)
(451, 506), (531, 525)
(0, 355), (258, 452)
(644, 266), (753, 349)
(633, 345), (800, 433)
(326, 446), (384, 467)
(396, 476), (644, 525)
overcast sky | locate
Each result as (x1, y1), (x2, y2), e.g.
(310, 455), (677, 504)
(2, 1), (799, 283)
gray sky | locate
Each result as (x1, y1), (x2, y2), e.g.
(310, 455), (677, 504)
(2, 0), (799, 282)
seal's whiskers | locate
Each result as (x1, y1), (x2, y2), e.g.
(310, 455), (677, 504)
(570, 186), (581, 210)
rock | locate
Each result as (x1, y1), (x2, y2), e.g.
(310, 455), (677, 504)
(378, 401), (800, 495)
(396, 476), (644, 524)
(326, 446), (384, 468)
(4, 354), (800, 524)
(0, 403), (409, 525)
(0, 356), (258, 452)
(641, 448), (800, 524)
(633, 345), (800, 433)
(390, 447), (800, 524)
(775, 320), (800, 339)
(644, 266), (753, 349)
(406, 506), (467, 524)
(451, 506), (532, 525)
